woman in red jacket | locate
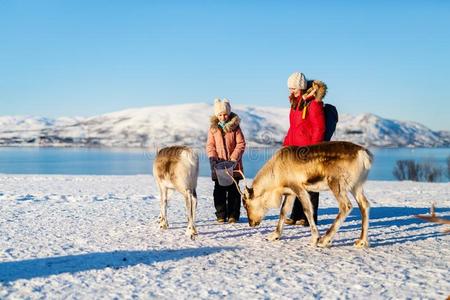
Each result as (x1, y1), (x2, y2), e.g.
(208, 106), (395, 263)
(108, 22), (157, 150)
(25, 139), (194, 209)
(283, 72), (327, 226)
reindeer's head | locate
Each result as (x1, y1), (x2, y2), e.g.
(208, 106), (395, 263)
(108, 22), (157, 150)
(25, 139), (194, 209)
(242, 186), (265, 227)
(226, 169), (267, 227)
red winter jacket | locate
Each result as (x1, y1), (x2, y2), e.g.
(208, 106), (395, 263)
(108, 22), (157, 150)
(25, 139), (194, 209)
(283, 92), (326, 147)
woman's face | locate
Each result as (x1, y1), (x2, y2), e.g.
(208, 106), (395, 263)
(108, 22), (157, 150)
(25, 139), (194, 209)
(289, 87), (301, 97)
(217, 112), (229, 122)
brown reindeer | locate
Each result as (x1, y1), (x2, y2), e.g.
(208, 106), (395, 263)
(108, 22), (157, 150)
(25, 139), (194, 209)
(231, 141), (373, 248)
(153, 146), (199, 240)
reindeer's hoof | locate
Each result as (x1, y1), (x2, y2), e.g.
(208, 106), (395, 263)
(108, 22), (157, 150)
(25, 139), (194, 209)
(267, 232), (281, 241)
(354, 239), (369, 248)
(186, 231), (198, 240)
(317, 237), (332, 248)
(186, 227), (198, 240)
(310, 236), (319, 246)
(159, 221), (169, 230)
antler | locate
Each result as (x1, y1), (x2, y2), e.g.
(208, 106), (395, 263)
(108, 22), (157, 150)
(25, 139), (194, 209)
(225, 168), (244, 197)
(236, 170), (247, 187)
(416, 204), (450, 233)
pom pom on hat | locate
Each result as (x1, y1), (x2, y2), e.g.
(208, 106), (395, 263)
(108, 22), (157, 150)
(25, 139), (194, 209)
(287, 72), (307, 90)
(214, 98), (231, 116)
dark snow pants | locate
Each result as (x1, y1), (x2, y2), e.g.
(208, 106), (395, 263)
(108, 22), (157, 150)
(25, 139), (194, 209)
(213, 179), (241, 220)
(290, 192), (319, 224)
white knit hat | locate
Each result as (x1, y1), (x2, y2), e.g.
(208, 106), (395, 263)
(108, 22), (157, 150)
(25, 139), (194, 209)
(214, 98), (231, 116)
(287, 72), (307, 89)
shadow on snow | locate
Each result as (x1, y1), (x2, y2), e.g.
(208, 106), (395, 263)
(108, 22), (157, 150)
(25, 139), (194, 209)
(0, 246), (237, 283)
(202, 206), (449, 246)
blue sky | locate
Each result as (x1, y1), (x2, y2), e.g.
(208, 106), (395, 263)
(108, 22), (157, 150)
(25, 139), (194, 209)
(0, 0), (449, 130)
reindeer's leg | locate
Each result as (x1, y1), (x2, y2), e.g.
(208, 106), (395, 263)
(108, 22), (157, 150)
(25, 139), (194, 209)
(296, 189), (320, 246)
(184, 190), (197, 240)
(191, 189), (198, 236)
(351, 185), (370, 248)
(267, 194), (295, 241)
(159, 184), (169, 229)
(318, 180), (352, 248)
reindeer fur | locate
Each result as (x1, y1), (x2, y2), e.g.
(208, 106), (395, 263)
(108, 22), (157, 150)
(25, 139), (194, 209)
(241, 141), (373, 248)
(153, 146), (199, 240)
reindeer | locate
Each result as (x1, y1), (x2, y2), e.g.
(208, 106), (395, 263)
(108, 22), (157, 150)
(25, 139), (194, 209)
(416, 204), (450, 234)
(153, 146), (199, 240)
(230, 141), (373, 248)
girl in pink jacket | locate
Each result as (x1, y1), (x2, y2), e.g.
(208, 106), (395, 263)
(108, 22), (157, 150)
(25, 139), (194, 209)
(206, 98), (246, 223)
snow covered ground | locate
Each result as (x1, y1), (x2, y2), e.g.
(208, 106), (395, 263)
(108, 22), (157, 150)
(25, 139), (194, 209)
(0, 175), (449, 299)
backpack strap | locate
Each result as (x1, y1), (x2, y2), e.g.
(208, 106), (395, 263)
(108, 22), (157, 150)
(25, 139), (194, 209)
(300, 98), (315, 119)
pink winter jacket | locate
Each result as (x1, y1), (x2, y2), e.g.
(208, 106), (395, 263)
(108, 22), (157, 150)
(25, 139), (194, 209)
(206, 112), (246, 180)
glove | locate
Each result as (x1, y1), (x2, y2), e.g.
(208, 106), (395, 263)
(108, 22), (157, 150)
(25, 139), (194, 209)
(209, 157), (218, 170)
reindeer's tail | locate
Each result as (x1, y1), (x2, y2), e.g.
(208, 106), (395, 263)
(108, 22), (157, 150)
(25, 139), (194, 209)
(358, 148), (373, 171)
(356, 148), (373, 184)
(181, 149), (199, 188)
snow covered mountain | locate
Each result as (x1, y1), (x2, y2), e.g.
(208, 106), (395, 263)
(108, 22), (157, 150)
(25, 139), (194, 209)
(0, 103), (448, 148)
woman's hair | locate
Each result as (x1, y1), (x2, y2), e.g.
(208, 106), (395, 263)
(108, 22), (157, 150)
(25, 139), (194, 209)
(289, 93), (301, 109)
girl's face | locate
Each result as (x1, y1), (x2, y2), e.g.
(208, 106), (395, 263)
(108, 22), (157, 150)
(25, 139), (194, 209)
(217, 112), (229, 122)
(289, 87), (301, 97)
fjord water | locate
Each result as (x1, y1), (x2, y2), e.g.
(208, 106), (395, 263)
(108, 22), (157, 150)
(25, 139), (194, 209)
(0, 147), (448, 181)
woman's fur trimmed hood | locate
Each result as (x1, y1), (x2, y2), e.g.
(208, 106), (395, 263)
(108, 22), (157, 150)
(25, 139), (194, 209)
(210, 112), (241, 133)
(306, 80), (327, 101)
(290, 80), (327, 109)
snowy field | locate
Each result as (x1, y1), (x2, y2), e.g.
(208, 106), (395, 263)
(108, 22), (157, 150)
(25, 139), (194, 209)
(0, 175), (449, 299)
